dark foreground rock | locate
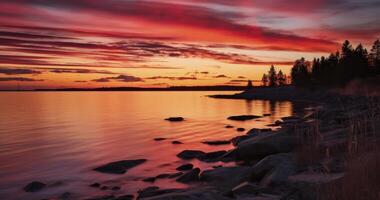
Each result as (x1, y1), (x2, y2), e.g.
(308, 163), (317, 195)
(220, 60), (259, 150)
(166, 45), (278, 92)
(176, 168), (200, 183)
(228, 115), (262, 121)
(139, 187), (230, 200)
(24, 181), (46, 192)
(176, 163), (193, 171)
(165, 117), (184, 122)
(201, 166), (251, 191)
(202, 140), (231, 145)
(94, 159), (147, 174)
(177, 150), (205, 160)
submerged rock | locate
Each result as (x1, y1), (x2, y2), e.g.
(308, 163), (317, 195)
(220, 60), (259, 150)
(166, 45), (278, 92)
(154, 138), (166, 141)
(94, 159), (147, 174)
(24, 181), (46, 192)
(172, 141), (183, 144)
(89, 183), (101, 188)
(237, 128), (246, 132)
(176, 168), (200, 183)
(138, 187), (182, 199)
(199, 150), (227, 162)
(156, 173), (171, 179)
(142, 177), (156, 182)
(228, 115), (262, 121)
(176, 163), (194, 171)
(165, 117), (184, 122)
(177, 150), (205, 160)
(168, 172), (184, 178)
(225, 125), (234, 128)
(202, 140), (231, 145)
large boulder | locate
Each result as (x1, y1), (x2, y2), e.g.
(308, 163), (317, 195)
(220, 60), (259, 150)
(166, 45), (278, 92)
(198, 150), (227, 162)
(176, 168), (200, 183)
(227, 133), (297, 161)
(200, 166), (251, 191)
(94, 159), (146, 174)
(250, 153), (297, 187)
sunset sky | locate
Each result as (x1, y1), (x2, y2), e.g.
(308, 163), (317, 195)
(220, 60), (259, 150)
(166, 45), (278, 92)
(0, 0), (379, 89)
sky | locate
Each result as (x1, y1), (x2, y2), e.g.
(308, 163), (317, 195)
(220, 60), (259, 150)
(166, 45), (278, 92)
(0, 0), (379, 89)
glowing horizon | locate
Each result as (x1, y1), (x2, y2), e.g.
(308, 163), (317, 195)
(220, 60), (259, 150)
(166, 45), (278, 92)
(0, 0), (379, 89)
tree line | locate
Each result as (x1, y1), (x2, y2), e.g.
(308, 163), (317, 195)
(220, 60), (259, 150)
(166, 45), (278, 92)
(291, 39), (380, 87)
(261, 65), (289, 87)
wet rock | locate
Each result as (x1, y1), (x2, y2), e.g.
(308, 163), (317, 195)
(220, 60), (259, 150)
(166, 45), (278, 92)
(165, 117), (184, 122)
(101, 186), (108, 190)
(177, 150), (205, 160)
(85, 195), (115, 200)
(199, 150), (227, 162)
(94, 159), (147, 174)
(263, 114), (272, 116)
(156, 173), (171, 179)
(24, 181), (46, 192)
(139, 186), (230, 200)
(200, 166), (251, 191)
(237, 128), (246, 132)
(59, 192), (72, 200)
(231, 182), (262, 196)
(172, 141), (183, 144)
(138, 187), (181, 199)
(225, 125), (234, 128)
(176, 163), (193, 171)
(228, 133), (297, 161)
(142, 177), (156, 182)
(115, 194), (134, 200)
(154, 138), (166, 141)
(176, 168), (200, 183)
(228, 115), (262, 121)
(250, 153), (297, 187)
(168, 172), (184, 178)
(202, 140), (231, 145)
(231, 135), (249, 146)
(89, 183), (101, 188)
(112, 186), (121, 191)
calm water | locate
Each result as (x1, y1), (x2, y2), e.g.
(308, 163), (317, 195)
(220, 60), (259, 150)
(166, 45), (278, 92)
(0, 91), (295, 200)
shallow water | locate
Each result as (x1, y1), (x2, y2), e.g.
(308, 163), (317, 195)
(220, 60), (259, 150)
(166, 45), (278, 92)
(0, 91), (295, 200)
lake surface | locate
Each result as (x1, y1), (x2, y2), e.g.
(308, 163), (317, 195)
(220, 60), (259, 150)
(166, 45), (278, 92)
(0, 91), (296, 200)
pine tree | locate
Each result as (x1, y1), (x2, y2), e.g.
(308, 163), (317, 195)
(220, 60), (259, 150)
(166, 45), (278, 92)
(369, 39), (380, 74)
(261, 74), (268, 86)
(277, 70), (286, 86)
(268, 65), (277, 87)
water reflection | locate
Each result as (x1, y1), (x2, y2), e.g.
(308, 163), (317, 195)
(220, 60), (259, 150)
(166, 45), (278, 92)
(0, 92), (294, 200)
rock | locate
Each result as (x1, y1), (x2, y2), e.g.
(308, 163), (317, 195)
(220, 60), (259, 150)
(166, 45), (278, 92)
(94, 159), (146, 174)
(168, 172), (184, 178)
(112, 186), (121, 191)
(59, 192), (72, 200)
(172, 141), (183, 144)
(101, 186), (108, 190)
(288, 173), (344, 200)
(115, 194), (134, 200)
(228, 133), (297, 161)
(176, 168), (200, 183)
(237, 128), (246, 132)
(154, 138), (166, 141)
(225, 125), (234, 128)
(202, 140), (231, 145)
(200, 166), (251, 191)
(89, 182), (101, 188)
(85, 195), (115, 200)
(138, 187), (182, 199)
(165, 117), (184, 122)
(250, 153), (297, 187)
(142, 177), (156, 182)
(176, 163), (193, 171)
(231, 182), (262, 196)
(177, 150), (205, 160)
(156, 173), (171, 179)
(24, 181), (46, 192)
(228, 115), (262, 121)
(138, 187), (230, 200)
(199, 150), (227, 162)
(231, 135), (249, 146)
(263, 114), (272, 116)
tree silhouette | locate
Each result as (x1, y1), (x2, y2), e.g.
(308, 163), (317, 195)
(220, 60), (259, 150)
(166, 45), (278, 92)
(291, 57), (311, 87)
(268, 65), (277, 87)
(291, 39), (379, 88)
(277, 70), (286, 86)
(261, 74), (268, 86)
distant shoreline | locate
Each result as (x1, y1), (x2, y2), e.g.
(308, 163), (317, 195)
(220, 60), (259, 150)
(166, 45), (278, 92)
(0, 85), (248, 92)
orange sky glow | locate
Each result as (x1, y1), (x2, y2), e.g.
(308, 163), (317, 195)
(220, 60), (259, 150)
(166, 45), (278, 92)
(0, 0), (379, 89)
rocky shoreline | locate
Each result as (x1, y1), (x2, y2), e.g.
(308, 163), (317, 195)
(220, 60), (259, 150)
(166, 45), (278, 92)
(24, 94), (380, 200)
